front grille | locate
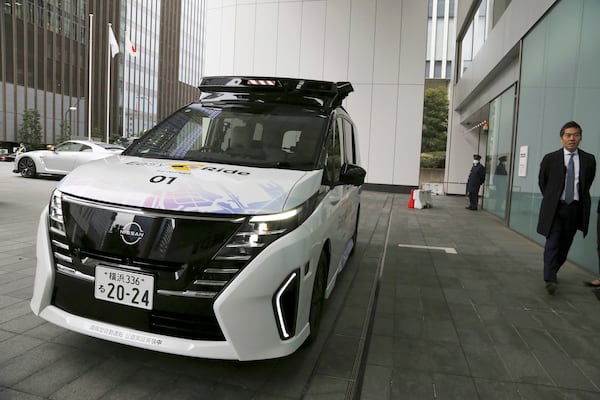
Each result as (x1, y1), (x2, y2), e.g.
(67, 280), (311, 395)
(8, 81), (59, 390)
(49, 195), (248, 341)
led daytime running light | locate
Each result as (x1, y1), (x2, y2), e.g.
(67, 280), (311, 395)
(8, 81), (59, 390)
(250, 209), (298, 223)
(274, 271), (298, 339)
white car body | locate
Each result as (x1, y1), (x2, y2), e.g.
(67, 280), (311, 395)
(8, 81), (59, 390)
(13, 140), (124, 178)
(30, 77), (365, 360)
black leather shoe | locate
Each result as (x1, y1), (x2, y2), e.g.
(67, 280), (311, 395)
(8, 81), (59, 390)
(545, 282), (557, 295)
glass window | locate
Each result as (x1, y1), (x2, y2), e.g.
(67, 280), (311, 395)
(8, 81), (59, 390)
(482, 86), (515, 219)
(458, 0), (489, 78)
(511, 0), (600, 273)
(434, 61), (442, 78)
(342, 118), (356, 164)
(492, 0), (512, 27)
(124, 104), (328, 171)
(437, 0), (445, 18)
(325, 119), (343, 185)
(4, 18), (14, 83)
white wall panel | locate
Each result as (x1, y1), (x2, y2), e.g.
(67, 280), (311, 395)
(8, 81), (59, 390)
(345, 83), (373, 181)
(299, 1), (326, 80)
(276, 2), (302, 77)
(203, 8), (222, 75)
(367, 85), (397, 183)
(399, 0), (428, 84)
(394, 84), (423, 186)
(203, 0), (428, 187)
(233, 5), (256, 75)
(220, 6), (236, 74)
(323, 0), (350, 82)
(253, 3), (278, 75)
(205, 0), (223, 10)
(373, 0), (401, 84)
(348, 0), (376, 83)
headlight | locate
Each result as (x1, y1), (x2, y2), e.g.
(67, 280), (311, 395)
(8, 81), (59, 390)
(49, 189), (66, 236)
(214, 195), (317, 261)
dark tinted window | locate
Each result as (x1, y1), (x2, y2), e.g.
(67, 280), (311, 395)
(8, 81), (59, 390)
(124, 104), (328, 170)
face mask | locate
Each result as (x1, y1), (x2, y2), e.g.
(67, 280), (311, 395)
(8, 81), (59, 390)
(473, 160), (479, 165)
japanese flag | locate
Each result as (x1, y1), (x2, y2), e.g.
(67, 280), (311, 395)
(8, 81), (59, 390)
(108, 25), (119, 58)
(127, 36), (137, 57)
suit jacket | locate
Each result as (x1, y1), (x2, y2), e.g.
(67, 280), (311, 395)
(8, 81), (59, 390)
(537, 148), (596, 237)
(466, 163), (485, 193)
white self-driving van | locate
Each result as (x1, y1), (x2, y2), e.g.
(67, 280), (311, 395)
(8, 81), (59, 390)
(30, 76), (366, 360)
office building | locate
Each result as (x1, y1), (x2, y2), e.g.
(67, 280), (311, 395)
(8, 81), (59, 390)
(426, 0), (457, 81)
(0, 0), (204, 145)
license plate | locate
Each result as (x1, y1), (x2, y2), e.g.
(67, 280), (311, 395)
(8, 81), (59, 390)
(94, 266), (154, 310)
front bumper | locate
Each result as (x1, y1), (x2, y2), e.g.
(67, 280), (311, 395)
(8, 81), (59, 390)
(31, 208), (317, 360)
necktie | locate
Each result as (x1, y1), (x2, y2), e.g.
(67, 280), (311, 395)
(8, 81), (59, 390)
(565, 153), (575, 203)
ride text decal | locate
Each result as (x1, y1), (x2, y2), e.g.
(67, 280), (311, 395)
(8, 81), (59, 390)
(125, 161), (251, 176)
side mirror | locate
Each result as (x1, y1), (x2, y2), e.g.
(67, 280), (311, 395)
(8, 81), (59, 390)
(339, 163), (366, 186)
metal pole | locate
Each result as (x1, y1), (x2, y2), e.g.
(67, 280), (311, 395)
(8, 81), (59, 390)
(106, 23), (112, 143)
(88, 14), (93, 141)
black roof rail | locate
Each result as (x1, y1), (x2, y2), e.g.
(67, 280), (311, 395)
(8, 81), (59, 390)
(198, 76), (353, 110)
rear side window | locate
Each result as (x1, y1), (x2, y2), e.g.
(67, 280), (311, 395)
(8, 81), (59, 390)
(342, 118), (357, 164)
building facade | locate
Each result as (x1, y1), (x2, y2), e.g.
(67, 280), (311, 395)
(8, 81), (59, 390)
(447, 0), (599, 273)
(426, 0), (456, 80)
(0, 0), (203, 147)
(0, 0), (89, 147)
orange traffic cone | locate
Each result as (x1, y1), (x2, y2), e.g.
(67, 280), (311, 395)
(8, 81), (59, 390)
(407, 189), (415, 208)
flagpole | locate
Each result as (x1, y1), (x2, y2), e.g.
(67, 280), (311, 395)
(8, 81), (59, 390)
(88, 14), (93, 141)
(106, 23), (112, 143)
(122, 28), (127, 139)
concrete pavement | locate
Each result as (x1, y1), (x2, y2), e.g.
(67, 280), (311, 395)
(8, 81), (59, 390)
(1, 161), (599, 399)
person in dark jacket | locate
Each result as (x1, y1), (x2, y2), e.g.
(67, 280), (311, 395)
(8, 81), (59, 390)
(537, 121), (596, 295)
(466, 154), (485, 210)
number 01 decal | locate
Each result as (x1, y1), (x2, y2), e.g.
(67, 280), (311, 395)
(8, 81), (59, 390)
(150, 175), (177, 184)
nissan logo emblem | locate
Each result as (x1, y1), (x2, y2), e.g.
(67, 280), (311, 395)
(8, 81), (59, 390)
(120, 222), (145, 245)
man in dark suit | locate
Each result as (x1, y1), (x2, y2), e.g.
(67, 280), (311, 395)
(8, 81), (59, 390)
(537, 121), (596, 295)
(466, 154), (485, 210)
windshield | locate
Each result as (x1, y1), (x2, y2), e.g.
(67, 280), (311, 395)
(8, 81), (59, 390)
(123, 104), (328, 170)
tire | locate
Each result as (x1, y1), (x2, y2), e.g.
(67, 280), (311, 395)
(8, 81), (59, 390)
(307, 251), (328, 343)
(18, 157), (37, 178)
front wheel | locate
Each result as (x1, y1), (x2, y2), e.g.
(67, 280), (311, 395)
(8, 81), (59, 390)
(18, 157), (37, 178)
(306, 251), (328, 344)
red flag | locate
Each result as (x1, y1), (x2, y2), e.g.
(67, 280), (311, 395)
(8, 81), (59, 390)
(127, 36), (137, 57)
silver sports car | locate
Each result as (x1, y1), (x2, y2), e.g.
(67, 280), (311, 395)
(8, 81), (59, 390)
(13, 140), (124, 178)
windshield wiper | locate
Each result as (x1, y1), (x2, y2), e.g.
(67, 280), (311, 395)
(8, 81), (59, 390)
(137, 152), (181, 160)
